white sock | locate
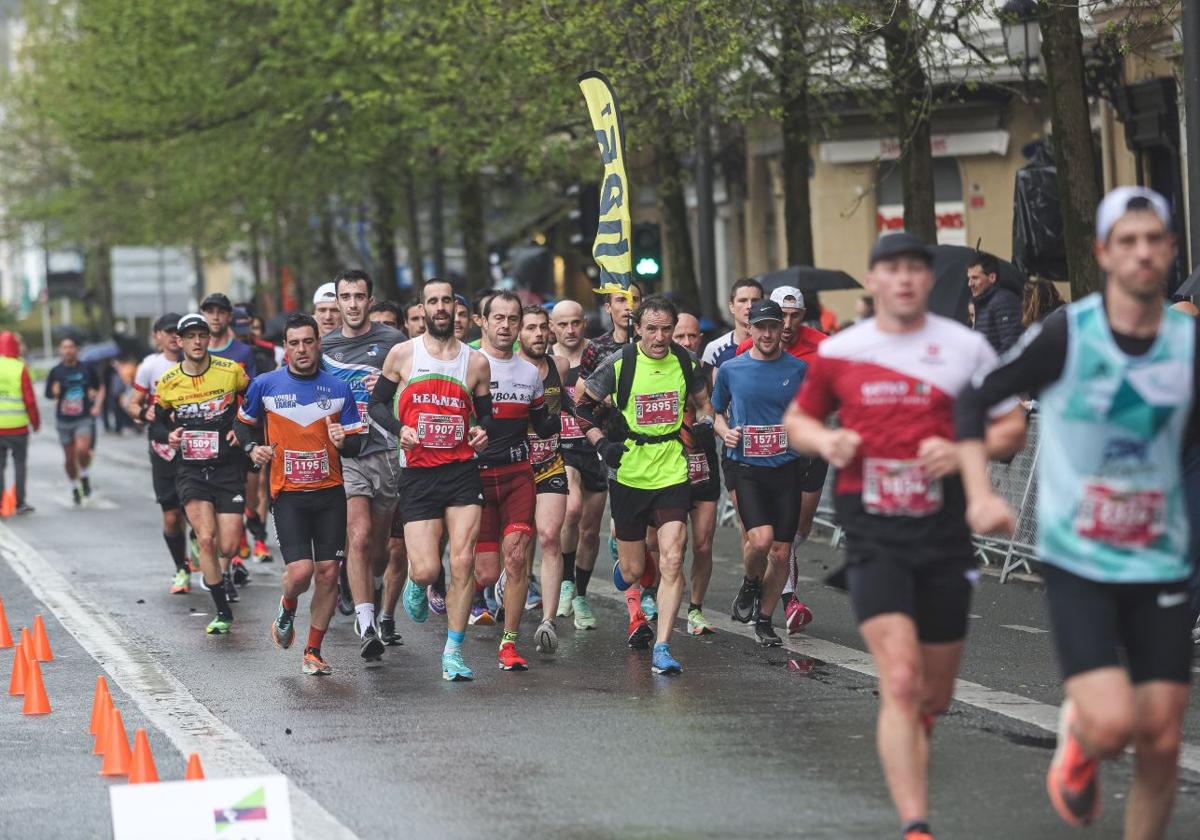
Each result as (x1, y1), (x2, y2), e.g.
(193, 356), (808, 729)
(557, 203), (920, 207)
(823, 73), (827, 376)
(79, 468), (89, 478)
(355, 603), (376, 635)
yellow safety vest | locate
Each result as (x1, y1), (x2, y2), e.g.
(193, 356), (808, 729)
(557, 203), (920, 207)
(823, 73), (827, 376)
(0, 357), (30, 430)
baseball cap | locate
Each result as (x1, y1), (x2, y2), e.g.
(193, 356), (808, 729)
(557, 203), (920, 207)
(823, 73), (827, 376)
(868, 232), (934, 267)
(1095, 186), (1171, 242)
(153, 312), (182, 332)
(231, 306), (252, 337)
(769, 286), (805, 310)
(177, 313), (210, 334)
(454, 293), (469, 308)
(313, 282), (337, 306)
(200, 292), (232, 312)
(749, 299), (784, 324)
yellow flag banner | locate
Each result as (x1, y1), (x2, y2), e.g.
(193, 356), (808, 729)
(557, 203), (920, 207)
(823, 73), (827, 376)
(578, 70), (633, 296)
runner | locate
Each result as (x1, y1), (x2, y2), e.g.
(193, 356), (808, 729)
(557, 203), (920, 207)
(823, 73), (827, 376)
(578, 282), (642, 378)
(236, 312), (364, 676)
(367, 278), (492, 681)
(784, 232), (1023, 840)
(368, 300), (401, 330)
(701, 277), (764, 370)
(517, 305), (572, 653)
(201, 293), (258, 377)
(713, 300), (809, 646)
(957, 187), (1196, 838)
(453, 294), (471, 341)
(313, 282), (342, 335)
(670, 312), (718, 636)
(128, 313), (189, 593)
(152, 314), (252, 635)
(473, 291), (558, 671)
(550, 299), (607, 629)
(402, 298), (425, 338)
(0, 331), (39, 515)
(44, 333), (103, 505)
(577, 294), (715, 675)
(322, 268), (407, 662)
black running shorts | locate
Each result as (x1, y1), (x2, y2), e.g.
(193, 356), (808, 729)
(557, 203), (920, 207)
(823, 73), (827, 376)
(563, 447), (608, 494)
(721, 455), (740, 494)
(271, 486), (347, 564)
(176, 461), (245, 515)
(1043, 565), (1193, 685)
(797, 455), (829, 495)
(609, 480), (690, 542)
(399, 459), (483, 524)
(687, 447), (720, 505)
(734, 460), (802, 543)
(534, 461), (568, 495)
(150, 450), (180, 511)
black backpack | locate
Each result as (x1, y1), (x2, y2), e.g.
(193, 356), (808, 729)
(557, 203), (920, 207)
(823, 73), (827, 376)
(611, 342), (693, 444)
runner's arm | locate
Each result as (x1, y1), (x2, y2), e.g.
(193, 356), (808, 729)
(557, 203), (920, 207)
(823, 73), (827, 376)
(148, 404), (175, 444)
(21, 367), (39, 432)
(366, 343), (407, 437)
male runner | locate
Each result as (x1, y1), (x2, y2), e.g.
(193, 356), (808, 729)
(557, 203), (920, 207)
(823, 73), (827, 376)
(313, 282), (342, 335)
(453, 294), (471, 341)
(402, 298), (426, 338)
(368, 300), (401, 330)
(153, 314), (252, 635)
(550, 299), (607, 629)
(322, 268), (407, 661)
(958, 187), (1196, 839)
(784, 232), (1023, 840)
(45, 334), (102, 505)
(701, 277), (764, 370)
(578, 295), (715, 675)
(671, 312), (718, 636)
(517, 305), (572, 653)
(714, 300), (809, 646)
(578, 282), (642, 378)
(368, 278), (492, 681)
(237, 313), (364, 676)
(128, 313), (189, 593)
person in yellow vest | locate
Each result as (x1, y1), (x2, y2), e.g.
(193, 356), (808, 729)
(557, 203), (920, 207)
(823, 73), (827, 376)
(0, 332), (40, 514)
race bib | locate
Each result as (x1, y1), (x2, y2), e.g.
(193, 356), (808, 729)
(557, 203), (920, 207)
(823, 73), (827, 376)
(528, 433), (559, 464)
(416, 412), (464, 449)
(862, 458), (942, 517)
(61, 396), (84, 417)
(1075, 480), (1166, 548)
(687, 452), (711, 485)
(742, 424), (787, 458)
(284, 448), (330, 484)
(180, 430), (220, 461)
(560, 412), (583, 439)
(634, 391), (679, 426)
(355, 401), (370, 433)
(150, 440), (177, 462)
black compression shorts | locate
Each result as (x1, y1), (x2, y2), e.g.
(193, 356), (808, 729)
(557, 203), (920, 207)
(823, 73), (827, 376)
(733, 460), (802, 542)
(797, 456), (829, 495)
(721, 455), (740, 494)
(272, 486), (348, 564)
(150, 451), (180, 511)
(609, 481), (690, 542)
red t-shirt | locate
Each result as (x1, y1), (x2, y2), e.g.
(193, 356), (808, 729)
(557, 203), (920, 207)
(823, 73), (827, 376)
(735, 325), (827, 364)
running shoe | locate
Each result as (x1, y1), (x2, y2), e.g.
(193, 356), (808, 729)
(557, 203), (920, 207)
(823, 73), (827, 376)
(494, 571), (507, 615)
(402, 579), (429, 623)
(442, 650), (474, 682)
(302, 649), (333, 676)
(572, 595), (596, 630)
(223, 574), (239, 603)
(237, 532), (250, 559)
(525, 575), (542, 611)
(557, 581), (576, 616)
(687, 608), (715, 636)
(640, 590), (658, 621)
(252, 539), (272, 563)
(731, 577), (760, 624)
(469, 605), (495, 626)
(902, 829), (934, 840)
(535, 619), (558, 654)
(272, 605), (296, 649)
(651, 642), (682, 675)
(755, 619), (782, 648)
(784, 595), (814, 634)
(627, 611), (653, 648)
(206, 614), (233, 635)
(71, 487), (81, 506)
(428, 585), (447, 616)
(231, 556), (250, 586)
(497, 641), (528, 671)
(198, 576), (212, 592)
(379, 617), (403, 646)
(1046, 699), (1100, 827)
(170, 568), (190, 595)
(80, 475), (91, 498)
(359, 625), (385, 662)
(15, 503), (34, 515)
(336, 567), (354, 616)
(483, 585), (500, 614)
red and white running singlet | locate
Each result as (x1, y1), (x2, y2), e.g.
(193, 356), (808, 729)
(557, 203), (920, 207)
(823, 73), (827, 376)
(395, 336), (476, 468)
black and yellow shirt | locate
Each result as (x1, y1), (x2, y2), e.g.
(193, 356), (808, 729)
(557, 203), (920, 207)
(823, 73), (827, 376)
(154, 356), (250, 466)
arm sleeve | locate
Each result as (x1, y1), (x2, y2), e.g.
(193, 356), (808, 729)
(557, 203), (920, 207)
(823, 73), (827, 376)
(710, 365), (730, 414)
(583, 352), (619, 402)
(149, 404), (174, 443)
(21, 368), (39, 430)
(474, 393), (495, 434)
(530, 402), (560, 439)
(367, 375), (404, 436)
(233, 417), (262, 448)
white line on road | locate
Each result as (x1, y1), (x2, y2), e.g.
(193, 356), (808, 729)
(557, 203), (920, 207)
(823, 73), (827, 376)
(0, 522), (359, 840)
(1000, 624), (1049, 634)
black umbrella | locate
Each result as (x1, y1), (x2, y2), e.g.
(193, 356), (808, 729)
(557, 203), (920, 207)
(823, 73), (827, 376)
(754, 265), (861, 294)
(929, 245), (1027, 324)
(1175, 264), (1200, 298)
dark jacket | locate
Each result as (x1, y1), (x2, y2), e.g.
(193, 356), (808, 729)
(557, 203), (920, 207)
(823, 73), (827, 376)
(972, 284), (1023, 355)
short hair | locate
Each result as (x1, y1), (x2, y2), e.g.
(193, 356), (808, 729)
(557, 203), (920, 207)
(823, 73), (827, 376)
(482, 290), (522, 319)
(604, 281), (642, 306)
(59, 333), (81, 347)
(967, 252), (999, 277)
(283, 312), (320, 341)
(634, 294), (679, 326)
(474, 287), (502, 315)
(334, 268), (373, 299)
(402, 298), (423, 318)
(369, 300), (401, 320)
(521, 304), (548, 325)
(421, 277), (454, 301)
(729, 277), (764, 303)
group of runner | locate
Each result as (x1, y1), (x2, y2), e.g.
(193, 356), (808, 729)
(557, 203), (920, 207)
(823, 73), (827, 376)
(89, 184), (1196, 840)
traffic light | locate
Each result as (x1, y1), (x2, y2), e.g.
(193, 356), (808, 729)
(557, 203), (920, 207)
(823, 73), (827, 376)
(632, 223), (662, 285)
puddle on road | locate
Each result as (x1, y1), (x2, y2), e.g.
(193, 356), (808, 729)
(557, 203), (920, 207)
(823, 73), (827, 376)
(767, 655), (826, 676)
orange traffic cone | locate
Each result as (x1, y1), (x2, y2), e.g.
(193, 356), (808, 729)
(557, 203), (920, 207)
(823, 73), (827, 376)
(2, 485), (16, 517)
(89, 676), (111, 736)
(21, 656), (50, 715)
(185, 752), (205, 780)
(8, 638), (26, 696)
(99, 706), (131, 776)
(0, 597), (12, 648)
(31, 615), (52, 662)
(128, 729), (159, 784)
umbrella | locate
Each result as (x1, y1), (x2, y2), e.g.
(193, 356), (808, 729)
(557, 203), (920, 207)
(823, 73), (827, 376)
(929, 245), (1026, 324)
(754, 266), (860, 293)
(1175, 264), (1200, 298)
(80, 341), (120, 365)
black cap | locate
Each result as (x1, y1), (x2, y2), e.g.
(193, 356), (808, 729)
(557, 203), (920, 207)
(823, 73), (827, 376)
(176, 313), (211, 334)
(749, 299), (784, 324)
(868, 232), (934, 267)
(232, 306), (252, 337)
(200, 292), (233, 312)
(153, 312), (182, 332)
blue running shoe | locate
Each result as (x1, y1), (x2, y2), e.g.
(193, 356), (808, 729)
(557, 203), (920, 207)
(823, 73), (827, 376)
(442, 651), (474, 682)
(403, 579), (429, 623)
(651, 643), (682, 675)
(483, 585), (499, 614)
(525, 574), (542, 612)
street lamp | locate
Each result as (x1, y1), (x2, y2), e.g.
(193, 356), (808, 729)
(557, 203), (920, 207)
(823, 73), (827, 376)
(1000, 0), (1041, 77)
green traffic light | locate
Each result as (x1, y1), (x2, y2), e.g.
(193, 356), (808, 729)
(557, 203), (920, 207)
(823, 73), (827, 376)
(635, 256), (660, 276)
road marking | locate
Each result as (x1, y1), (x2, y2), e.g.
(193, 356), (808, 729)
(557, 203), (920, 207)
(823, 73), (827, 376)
(591, 590), (1200, 776)
(1000, 624), (1049, 634)
(0, 522), (359, 840)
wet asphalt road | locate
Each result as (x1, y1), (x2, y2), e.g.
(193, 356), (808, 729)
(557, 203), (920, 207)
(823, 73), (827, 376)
(0, 425), (1198, 839)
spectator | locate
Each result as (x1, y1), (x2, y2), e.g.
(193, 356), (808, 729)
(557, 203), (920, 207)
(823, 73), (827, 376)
(966, 252), (1022, 353)
(1021, 278), (1065, 327)
(0, 331), (39, 513)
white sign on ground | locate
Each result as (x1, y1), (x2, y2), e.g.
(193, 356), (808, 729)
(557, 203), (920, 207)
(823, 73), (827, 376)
(111, 775), (294, 840)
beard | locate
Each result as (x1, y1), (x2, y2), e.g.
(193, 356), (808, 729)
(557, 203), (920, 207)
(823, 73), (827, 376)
(426, 315), (453, 338)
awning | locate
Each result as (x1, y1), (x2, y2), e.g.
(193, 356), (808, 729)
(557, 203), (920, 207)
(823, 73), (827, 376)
(819, 130), (1010, 164)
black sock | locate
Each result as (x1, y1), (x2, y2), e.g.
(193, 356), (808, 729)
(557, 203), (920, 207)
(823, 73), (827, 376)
(576, 565), (593, 597)
(164, 531), (187, 572)
(755, 613), (772, 626)
(304, 645), (320, 656)
(562, 551), (576, 584)
(689, 602), (701, 613)
(244, 510), (267, 541)
(209, 580), (231, 617)
(435, 564), (447, 593)
(901, 820), (931, 836)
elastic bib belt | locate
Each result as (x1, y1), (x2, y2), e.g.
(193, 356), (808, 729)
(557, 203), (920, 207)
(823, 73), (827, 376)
(626, 431), (679, 446)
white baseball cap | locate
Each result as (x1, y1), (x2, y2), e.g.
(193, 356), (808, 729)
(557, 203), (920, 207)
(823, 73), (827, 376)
(312, 282), (337, 306)
(1095, 186), (1171, 242)
(770, 286), (805, 310)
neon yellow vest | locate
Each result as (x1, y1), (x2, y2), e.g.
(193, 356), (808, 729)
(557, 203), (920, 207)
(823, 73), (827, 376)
(0, 357), (29, 430)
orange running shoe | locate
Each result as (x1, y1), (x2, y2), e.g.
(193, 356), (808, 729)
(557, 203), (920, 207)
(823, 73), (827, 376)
(497, 641), (528, 671)
(627, 611), (653, 649)
(903, 831), (934, 840)
(1046, 699), (1100, 826)
(302, 649), (332, 676)
(253, 539), (272, 563)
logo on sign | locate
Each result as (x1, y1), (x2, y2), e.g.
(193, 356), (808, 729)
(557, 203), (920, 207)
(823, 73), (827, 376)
(213, 786), (268, 833)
